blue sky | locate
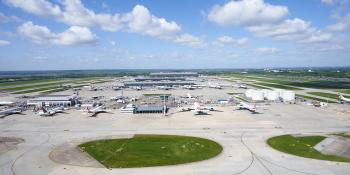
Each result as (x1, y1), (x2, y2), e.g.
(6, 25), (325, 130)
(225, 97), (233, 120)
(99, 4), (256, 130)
(0, 0), (349, 70)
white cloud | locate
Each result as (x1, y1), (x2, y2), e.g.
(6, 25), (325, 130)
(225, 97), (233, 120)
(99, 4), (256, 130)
(17, 21), (98, 45)
(5, 0), (202, 48)
(328, 13), (350, 32)
(215, 36), (235, 44)
(247, 18), (332, 43)
(59, 0), (122, 32)
(0, 12), (21, 23)
(174, 34), (206, 48)
(208, 0), (333, 45)
(110, 41), (117, 46)
(3, 0), (61, 17)
(237, 38), (249, 45)
(321, 0), (334, 5)
(0, 40), (10, 46)
(213, 36), (249, 46)
(122, 5), (181, 38)
(255, 47), (279, 54)
(208, 0), (288, 27)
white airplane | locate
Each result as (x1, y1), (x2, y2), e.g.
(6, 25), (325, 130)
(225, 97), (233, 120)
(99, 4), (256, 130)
(238, 84), (248, 89)
(180, 102), (215, 115)
(338, 94), (350, 104)
(87, 106), (107, 117)
(112, 86), (122, 91)
(183, 85), (198, 90)
(209, 84), (222, 89)
(0, 101), (15, 106)
(0, 107), (24, 118)
(38, 106), (65, 117)
(157, 86), (172, 90)
(236, 102), (258, 114)
(90, 86), (103, 91)
(110, 96), (124, 101)
(181, 93), (198, 99)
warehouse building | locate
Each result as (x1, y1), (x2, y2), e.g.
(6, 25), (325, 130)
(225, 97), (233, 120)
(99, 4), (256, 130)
(150, 72), (199, 77)
(123, 81), (195, 87)
(27, 95), (79, 107)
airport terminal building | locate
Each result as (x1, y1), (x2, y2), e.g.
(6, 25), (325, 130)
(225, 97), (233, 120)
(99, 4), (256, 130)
(150, 72), (199, 77)
(27, 95), (79, 107)
(123, 81), (195, 87)
(134, 77), (186, 81)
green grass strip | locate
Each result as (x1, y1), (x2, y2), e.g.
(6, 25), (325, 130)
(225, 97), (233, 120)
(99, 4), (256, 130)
(255, 82), (303, 90)
(267, 135), (350, 162)
(296, 94), (337, 103)
(79, 134), (223, 168)
(307, 92), (350, 100)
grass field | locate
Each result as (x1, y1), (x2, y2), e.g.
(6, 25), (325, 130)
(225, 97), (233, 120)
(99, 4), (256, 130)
(296, 94), (337, 103)
(337, 90), (350, 94)
(12, 86), (61, 94)
(0, 81), (73, 91)
(0, 79), (61, 86)
(307, 92), (350, 100)
(79, 135), (223, 168)
(40, 88), (66, 94)
(267, 135), (350, 162)
(255, 82), (303, 90)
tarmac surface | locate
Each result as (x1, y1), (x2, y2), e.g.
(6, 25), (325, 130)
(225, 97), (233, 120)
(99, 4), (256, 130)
(0, 80), (350, 175)
(0, 102), (350, 175)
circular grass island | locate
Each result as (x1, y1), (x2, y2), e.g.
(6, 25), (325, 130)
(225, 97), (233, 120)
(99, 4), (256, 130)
(78, 135), (223, 168)
(267, 135), (350, 162)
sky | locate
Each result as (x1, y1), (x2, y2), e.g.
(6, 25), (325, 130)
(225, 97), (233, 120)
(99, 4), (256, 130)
(0, 0), (350, 71)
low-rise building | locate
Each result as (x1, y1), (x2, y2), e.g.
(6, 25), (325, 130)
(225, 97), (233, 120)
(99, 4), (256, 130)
(27, 95), (78, 107)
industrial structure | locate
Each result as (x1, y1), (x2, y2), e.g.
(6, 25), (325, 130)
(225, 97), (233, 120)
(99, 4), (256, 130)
(245, 89), (295, 102)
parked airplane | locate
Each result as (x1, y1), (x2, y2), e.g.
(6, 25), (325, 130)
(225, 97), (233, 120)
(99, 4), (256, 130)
(183, 85), (199, 90)
(209, 84), (222, 89)
(236, 102), (258, 114)
(110, 95), (124, 101)
(0, 101), (15, 106)
(180, 93), (198, 99)
(87, 106), (107, 117)
(0, 107), (24, 118)
(338, 94), (350, 104)
(89, 86), (103, 91)
(238, 84), (248, 89)
(157, 86), (172, 90)
(180, 102), (216, 115)
(38, 106), (65, 116)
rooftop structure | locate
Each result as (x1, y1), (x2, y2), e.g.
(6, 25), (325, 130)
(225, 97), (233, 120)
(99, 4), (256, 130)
(123, 81), (195, 87)
(150, 72), (199, 77)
